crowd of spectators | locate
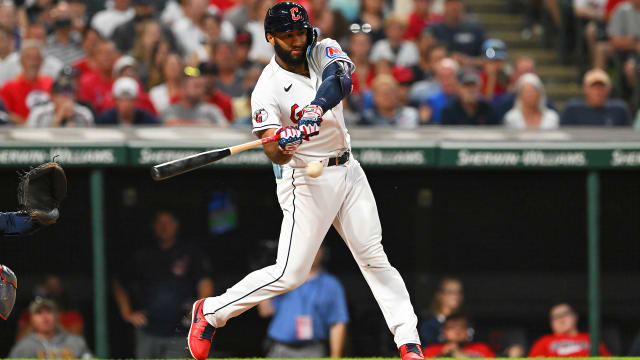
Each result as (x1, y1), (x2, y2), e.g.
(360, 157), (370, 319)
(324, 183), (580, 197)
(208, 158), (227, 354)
(0, 0), (638, 129)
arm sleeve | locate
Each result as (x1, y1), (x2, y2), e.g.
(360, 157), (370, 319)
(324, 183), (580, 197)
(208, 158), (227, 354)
(310, 61), (353, 113)
(251, 87), (282, 134)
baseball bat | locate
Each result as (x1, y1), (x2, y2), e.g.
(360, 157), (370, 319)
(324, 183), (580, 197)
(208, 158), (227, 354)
(150, 134), (279, 181)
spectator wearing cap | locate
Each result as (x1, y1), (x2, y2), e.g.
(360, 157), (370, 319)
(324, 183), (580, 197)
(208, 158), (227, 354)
(428, 0), (486, 67)
(111, 55), (158, 115)
(112, 0), (174, 55)
(9, 298), (93, 359)
(360, 73), (419, 127)
(161, 66), (228, 126)
(213, 41), (245, 97)
(150, 53), (185, 113)
(607, 0), (640, 96)
(370, 14), (420, 68)
(418, 57), (460, 124)
(404, 0), (443, 41)
(561, 68), (631, 126)
(234, 30), (254, 71)
(44, 1), (86, 67)
(0, 25), (18, 86)
(91, 0), (136, 39)
(504, 73), (559, 129)
(199, 62), (233, 122)
(97, 77), (159, 126)
(26, 76), (94, 127)
(441, 69), (498, 125)
(0, 40), (54, 124)
(479, 39), (509, 100)
(77, 40), (119, 114)
(392, 66), (415, 107)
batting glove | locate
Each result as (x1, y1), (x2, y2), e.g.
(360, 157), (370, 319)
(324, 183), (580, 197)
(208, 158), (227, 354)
(297, 105), (323, 140)
(276, 126), (303, 150)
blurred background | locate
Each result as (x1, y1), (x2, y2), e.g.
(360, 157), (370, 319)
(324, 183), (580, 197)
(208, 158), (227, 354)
(1, 0), (640, 358)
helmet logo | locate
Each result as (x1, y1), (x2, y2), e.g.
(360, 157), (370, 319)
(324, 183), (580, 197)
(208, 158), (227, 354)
(290, 7), (301, 21)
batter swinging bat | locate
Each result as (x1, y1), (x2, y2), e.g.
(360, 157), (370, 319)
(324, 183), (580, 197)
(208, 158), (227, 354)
(151, 134), (279, 181)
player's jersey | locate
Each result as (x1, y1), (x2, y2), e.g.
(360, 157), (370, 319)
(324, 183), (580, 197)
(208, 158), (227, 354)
(251, 38), (355, 167)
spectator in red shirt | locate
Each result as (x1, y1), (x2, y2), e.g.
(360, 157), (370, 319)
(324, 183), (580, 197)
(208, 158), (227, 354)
(423, 313), (495, 358)
(77, 40), (119, 114)
(0, 40), (53, 124)
(404, 0), (443, 40)
(72, 26), (103, 79)
(529, 303), (611, 357)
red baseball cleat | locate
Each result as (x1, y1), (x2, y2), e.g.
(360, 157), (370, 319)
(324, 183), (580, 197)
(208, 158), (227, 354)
(399, 343), (424, 360)
(187, 299), (216, 360)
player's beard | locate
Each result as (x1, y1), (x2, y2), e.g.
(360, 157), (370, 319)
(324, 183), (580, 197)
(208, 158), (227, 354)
(274, 40), (306, 67)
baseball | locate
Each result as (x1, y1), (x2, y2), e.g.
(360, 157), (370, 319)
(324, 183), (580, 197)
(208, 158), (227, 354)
(305, 161), (323, 178)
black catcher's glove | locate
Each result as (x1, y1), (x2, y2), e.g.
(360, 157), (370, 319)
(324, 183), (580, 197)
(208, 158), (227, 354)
(17, 162), (67, 225)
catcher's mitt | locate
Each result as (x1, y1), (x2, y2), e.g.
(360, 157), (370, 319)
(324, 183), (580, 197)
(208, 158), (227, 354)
(17, 162), (67, 225)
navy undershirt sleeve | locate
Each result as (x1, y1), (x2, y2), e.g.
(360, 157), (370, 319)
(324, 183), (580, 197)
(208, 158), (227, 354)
(310, 62), (351, 113)
(0, 212), (37, 236)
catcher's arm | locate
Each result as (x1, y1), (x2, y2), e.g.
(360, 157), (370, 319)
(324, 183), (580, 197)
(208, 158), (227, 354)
(0, 212), (38, 236)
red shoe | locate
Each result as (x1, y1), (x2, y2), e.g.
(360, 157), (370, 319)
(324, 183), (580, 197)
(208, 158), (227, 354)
(399, 343), (424, 360)
(187, 299), (216, 360)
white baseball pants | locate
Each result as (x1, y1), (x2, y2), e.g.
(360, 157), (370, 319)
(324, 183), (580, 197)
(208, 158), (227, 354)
(202, 159), (420, 347)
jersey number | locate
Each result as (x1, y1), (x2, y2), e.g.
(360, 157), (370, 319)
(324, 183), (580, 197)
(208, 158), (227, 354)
(290, 7), (301, 21)
(290, 104), (302, 123)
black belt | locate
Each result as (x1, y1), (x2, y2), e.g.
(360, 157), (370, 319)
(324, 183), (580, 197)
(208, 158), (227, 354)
(327, 151), (350, 167)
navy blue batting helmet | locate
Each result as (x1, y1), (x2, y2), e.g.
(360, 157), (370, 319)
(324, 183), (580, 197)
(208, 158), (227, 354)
(264, 2), (314, 45)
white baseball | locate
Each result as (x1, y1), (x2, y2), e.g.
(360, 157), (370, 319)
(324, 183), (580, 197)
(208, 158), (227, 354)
(305, 161), (323, 178)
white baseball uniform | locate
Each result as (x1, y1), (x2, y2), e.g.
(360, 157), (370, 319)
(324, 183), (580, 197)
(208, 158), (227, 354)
(202, 38), (420, 347)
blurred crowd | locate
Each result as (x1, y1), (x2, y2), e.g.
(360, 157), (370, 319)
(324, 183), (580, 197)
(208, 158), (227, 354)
(0, 0), (638, 129)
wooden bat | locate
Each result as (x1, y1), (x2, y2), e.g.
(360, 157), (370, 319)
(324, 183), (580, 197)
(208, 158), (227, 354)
(151, 134), (279, 181)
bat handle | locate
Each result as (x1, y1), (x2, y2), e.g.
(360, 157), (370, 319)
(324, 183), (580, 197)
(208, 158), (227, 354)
(261, 134), (279, 145)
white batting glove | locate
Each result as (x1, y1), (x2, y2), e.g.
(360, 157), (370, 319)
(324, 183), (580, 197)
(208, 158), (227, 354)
(297, 105), (323, 141)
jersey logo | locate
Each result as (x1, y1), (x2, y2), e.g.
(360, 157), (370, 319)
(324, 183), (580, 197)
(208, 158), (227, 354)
(284, 84), (292, 92)
(290, 7), (301, 21)
(254, 108), (268, 123)
(290, 104), (302, 123)
(326, 46), (346, 59)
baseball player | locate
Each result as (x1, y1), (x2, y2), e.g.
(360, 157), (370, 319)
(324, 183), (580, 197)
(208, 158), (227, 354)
(188, 3), (424, 360)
